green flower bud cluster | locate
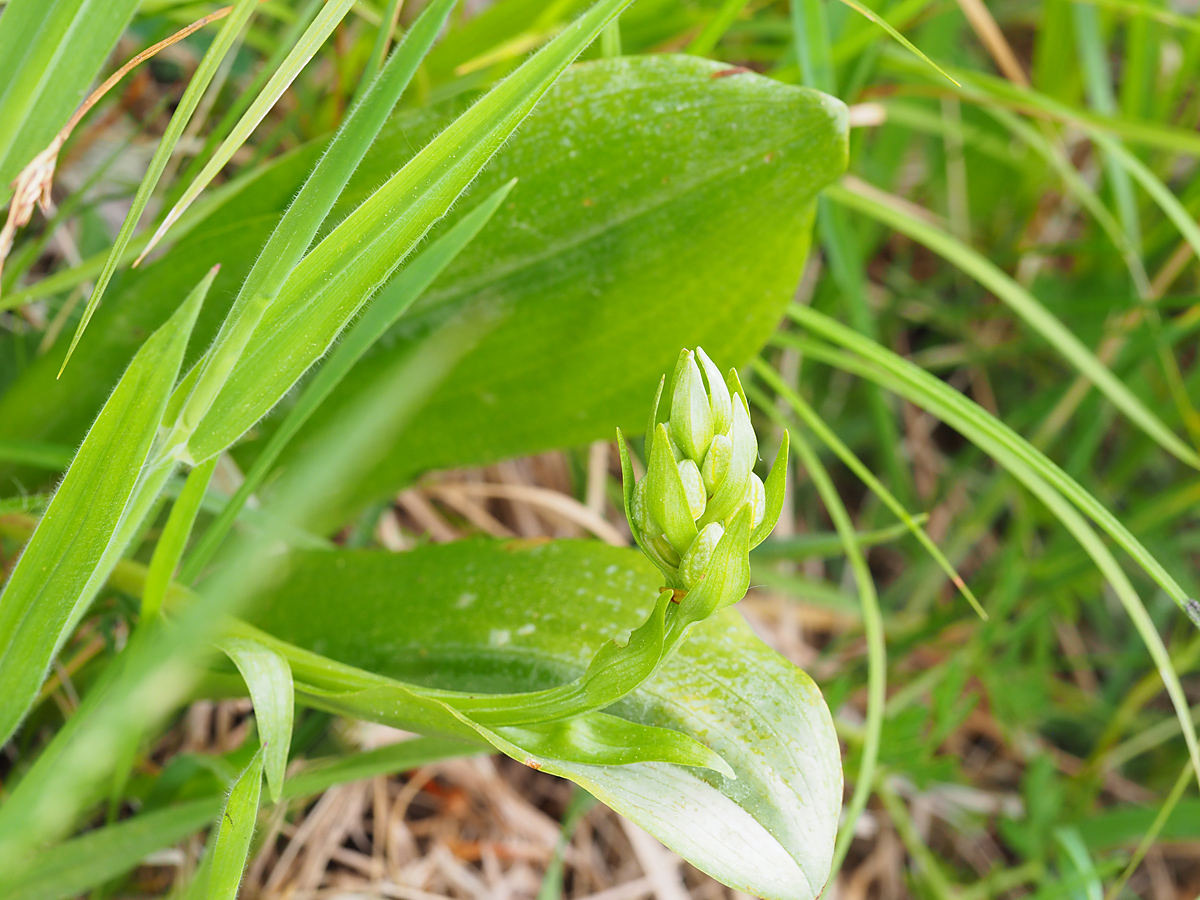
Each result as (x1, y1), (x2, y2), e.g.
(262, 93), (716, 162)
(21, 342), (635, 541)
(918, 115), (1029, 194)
(622, 348), (788, 608)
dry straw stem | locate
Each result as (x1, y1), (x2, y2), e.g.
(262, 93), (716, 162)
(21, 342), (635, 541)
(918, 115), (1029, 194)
(0, 1), (251, 297)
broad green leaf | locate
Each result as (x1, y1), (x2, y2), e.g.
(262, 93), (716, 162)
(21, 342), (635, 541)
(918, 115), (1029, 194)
(217, 638), (293, 803)
(182, 180), (515, 580)
(59, 0), (260, 371)
(280, 55), (848, 527)
(204, 745), (264, 900)
(181, 0), (641, 463)
(0, 56), (847, 521)
(248, 540), (842, 900)
(0, 737), (475, 900)
(0, 268), (213, 745)
(0, 0), (140, 193)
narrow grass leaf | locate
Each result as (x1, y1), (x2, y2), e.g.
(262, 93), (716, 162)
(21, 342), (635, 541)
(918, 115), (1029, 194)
(0, 267), (214, 746)
(205, 745), (264, 900)
(827, 181), (1200, 470)
(169, 0), (325, 212)
(0, 798), (222, 900)
(0, 317), (477, 870)
(983, 107), (1149, 292)
(182, 179), (513, 580)
(1086, 129), (1200, 261)
(784, 311), (1200, 784)
(135, 0), (358, 264)
(164, 0), (459, 454)
(883, 51), (1200, 157)
(687, 0), (754, 56)
(1079, 0), (1200, 36)
(58, 0), (259, 373)
(834, 0), (958, 84)
(0, 0), (140, 191)
(754, 356), (985, 618)
(1103, 762), (1193, 900)
(0, 738), (475, 900)
(142, 457), (217, 622)
(785, 306), (1194, 613)
(217, 637), (294, 803)
(182, 0), (640, 463)
(1054, 828), (1104, 900)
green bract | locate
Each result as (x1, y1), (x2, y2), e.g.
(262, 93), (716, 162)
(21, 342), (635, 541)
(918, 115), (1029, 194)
(627, 348), (788, 601)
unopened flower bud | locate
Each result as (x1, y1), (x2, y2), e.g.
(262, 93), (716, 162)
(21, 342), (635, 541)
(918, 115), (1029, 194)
(701, 433), (731, 494)
(695, 347), (732, 436)
(747, 472), (765, 531)
(679, 522), (723, 588)
(631, 479), (656, 537)
(621, 347), (787, 598)
(678, 459), (705, 520)
(648, 423), (698, 555)
(669, 351), (714, 462)
(647, 532), (681, 568)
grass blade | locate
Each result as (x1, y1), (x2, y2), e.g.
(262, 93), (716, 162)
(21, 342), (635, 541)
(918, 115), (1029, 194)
(58, 0), (260, 374)
(0, 321), (482, 868)
(141, 457), (217, 623)
(827, 180), (1200, 470)
(218, 638), (293, 803)
(785, 305), (1194, 614)
(164, 0), (461, 457)
(0, 0), (140, 191)
(834, 0), (958, 85)
(0, 798), (222, 900)
(0, 267), (215, 745)
(204, 745), (264, 900)
(784, 320), (1200, 788)
(746, 380), (886, 875)
(181, 180), (514, 580)
(134, 0), (359, 265)
(754, 356), (985, 618)
(181, 0), (639, 463)
(0, 737), (475, 900)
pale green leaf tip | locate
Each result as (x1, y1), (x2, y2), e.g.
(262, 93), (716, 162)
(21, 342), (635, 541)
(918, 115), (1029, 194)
(705, 746), (736, 780)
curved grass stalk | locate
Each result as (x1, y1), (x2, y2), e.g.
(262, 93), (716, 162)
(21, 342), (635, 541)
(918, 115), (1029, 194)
(826, 181), (1200, 470)
(786, 306), (1194, 615)
(783, 311), (1200, 785)
(754, 356), (986, 619)
(882, 51), (1200, 158)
